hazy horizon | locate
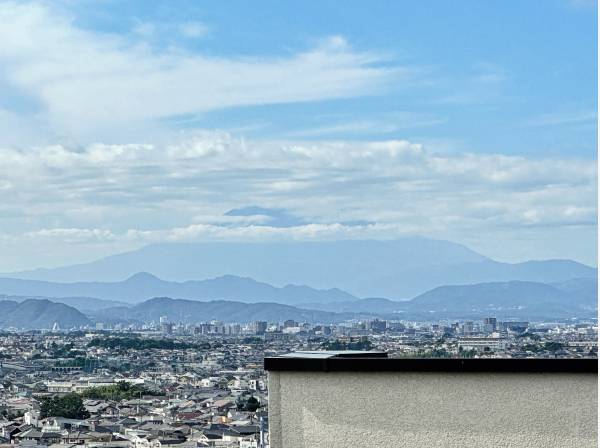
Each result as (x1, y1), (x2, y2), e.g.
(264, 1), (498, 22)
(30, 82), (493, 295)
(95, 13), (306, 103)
(3, 237), (598, 276)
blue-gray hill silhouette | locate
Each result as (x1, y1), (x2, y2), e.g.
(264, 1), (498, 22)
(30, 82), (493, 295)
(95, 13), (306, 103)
(3, 238), (595, 298)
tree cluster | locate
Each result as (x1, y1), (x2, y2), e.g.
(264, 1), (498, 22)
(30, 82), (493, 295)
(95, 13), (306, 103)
(40, 394), (90, 419)
(321, 339), (373, 351)
(87, 337), (209, 351)
(81, 381), (156, 400)
(236, 395), (260, 412)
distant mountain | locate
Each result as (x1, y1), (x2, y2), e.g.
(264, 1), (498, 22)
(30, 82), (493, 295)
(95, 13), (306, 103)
(0, 299), (91, 329)
(551, 277), (598, 303)
(0, 277), (596, 329)
(0, 295), (126, 312)
(91, 279), (598, 324)
(92, 297), (358, 324)
(4, 239), (594, 298)
(303, 279), (598, 319)
(395, 280), (597, 320)
(0, 273), (357, 305)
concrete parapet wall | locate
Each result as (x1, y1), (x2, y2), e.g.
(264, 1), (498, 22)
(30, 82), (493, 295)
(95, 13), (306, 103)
(268, 370), (598, 448)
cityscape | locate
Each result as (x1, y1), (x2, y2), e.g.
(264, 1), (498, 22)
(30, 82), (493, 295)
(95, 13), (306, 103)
(0, 313), (597, 447)
(0, 0), (597, 447)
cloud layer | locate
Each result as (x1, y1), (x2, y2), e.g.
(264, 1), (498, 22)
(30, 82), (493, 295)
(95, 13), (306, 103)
(0, 132), (596, 269)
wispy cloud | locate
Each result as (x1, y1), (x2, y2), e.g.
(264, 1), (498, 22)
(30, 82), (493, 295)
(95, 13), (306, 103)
(132, 19), (210, 40)
(286, 112), (446, 138)
(0, 1), (595, 271)
(0, 2), (405, 143)
(525, 109), (597, 127)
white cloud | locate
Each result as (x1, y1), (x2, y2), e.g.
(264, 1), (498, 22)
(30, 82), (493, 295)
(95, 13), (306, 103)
(285, 112), (447, 138)
(25, 227), (116, 243)
(132, 20), (210, 39)
(0, 2), (595, 270)
(0, 2), (401, 142)
(124, 222), (401, 243)
(0, 131), (596, 269)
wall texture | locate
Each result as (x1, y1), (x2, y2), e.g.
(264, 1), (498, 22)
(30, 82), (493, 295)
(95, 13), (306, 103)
(268, 371), (598, 448)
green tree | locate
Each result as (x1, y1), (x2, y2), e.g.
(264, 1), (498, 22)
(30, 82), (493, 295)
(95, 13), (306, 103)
(40, 394), (90, 419)
(543, 341), (564, 352)
(81, 381), (154, 400)
(245, 396), (260, 412)
(321, 339), (373, 351)
(235, 396), (245, 411)
(459, 348), (476, 358)
(522, 343), (540, 352)
(87, 337), (204, 351)
(235, 395), (260, 412)
(430, 348), (451, 358)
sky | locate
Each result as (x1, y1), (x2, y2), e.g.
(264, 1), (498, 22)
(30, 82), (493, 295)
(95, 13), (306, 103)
(0, 0), (597, 271)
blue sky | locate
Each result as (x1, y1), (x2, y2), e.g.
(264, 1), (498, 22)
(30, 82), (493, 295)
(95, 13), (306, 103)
(60, 0), (597, 157)
(0, 0), (596, 271)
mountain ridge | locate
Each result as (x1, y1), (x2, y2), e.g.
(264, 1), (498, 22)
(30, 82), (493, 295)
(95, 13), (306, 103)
(396, 280), (597, 320)
(0, 272), (358, 304)
(0, 276), (596, 329)
(92, 296), (361, 324)
(1, 239), (595, 298)
(0, 299), (91, 329)
(0, 294), (126, 311)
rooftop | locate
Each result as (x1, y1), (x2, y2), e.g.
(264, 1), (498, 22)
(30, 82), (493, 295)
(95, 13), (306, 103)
(264, 351), (598, 372)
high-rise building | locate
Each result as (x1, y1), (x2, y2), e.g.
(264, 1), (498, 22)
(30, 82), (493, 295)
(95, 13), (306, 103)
(252, 321), (268, 335)
(461, 321), (475, 335)
(483, 317), (497, 333)
(370, 319), (387, 333)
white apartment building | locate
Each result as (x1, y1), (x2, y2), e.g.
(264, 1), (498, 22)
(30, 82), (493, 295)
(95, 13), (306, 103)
(458, 336), (508, 352)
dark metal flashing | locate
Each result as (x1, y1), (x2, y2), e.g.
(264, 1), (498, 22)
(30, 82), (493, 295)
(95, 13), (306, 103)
(264, 352), (598, 373)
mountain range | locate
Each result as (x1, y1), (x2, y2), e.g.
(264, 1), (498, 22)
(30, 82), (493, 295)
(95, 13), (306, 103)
(92, 297), (358, 324)
(0, 238), (596, 328)
(5, 239), (595, 298)
(0, 273), (356, 305)
(0, 276), (595, 328)
(300, 279), (597, 319)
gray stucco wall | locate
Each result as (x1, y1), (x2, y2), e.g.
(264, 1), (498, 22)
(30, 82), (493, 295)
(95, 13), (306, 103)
(268, 371), (597, 448)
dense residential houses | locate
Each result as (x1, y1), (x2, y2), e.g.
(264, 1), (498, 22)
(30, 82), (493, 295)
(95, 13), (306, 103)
(0, 317), (597, 448)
